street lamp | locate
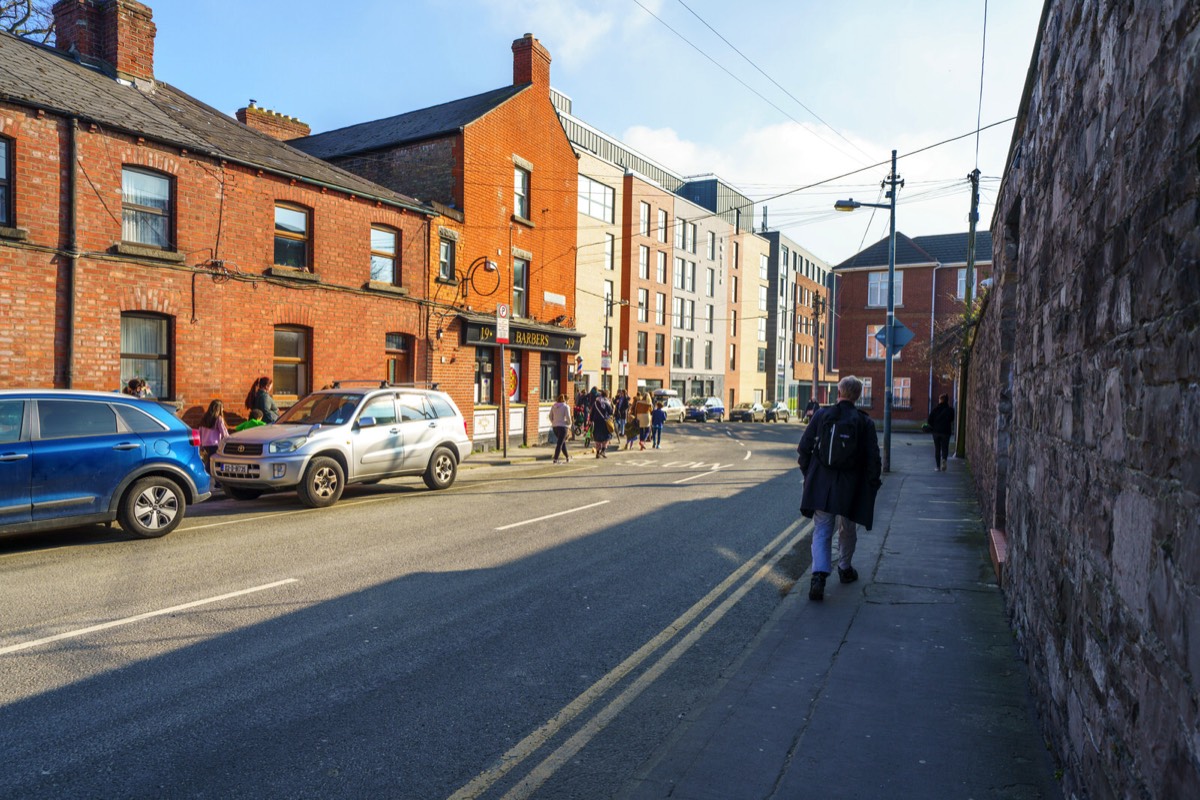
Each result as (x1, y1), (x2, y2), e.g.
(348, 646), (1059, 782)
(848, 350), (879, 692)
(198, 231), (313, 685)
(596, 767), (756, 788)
(835, 149), (903, 472)
(811, 292), (825, 405)
(461, 256), (499, 301)
(603, 294), (628, 393)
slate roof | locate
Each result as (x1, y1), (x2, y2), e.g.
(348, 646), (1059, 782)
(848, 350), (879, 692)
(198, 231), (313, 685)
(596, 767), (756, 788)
(290, 85), (529, 159)
(834, 231), (993, 270)
(0, 31), (430, 214)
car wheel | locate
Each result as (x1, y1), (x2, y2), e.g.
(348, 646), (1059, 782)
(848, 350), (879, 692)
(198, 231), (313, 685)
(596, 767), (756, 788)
(226, 486), (264, 501)
(423, 447), (458, 490)
(297, 456), (345, 508)
(118, 476), (185, 538)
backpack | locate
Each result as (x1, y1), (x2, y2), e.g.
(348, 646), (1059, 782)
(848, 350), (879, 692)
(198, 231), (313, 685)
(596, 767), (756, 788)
(815, 406), (860, 471)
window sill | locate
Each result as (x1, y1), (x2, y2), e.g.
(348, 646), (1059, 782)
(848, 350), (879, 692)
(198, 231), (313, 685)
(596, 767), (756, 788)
(436, 276), (460, 287)
(114, 242), (186, 263)
(267, 266), (320, 282)
(0, 225), (28, 242)
(511, 214), (535, 229)
(366, 281), (409, 296)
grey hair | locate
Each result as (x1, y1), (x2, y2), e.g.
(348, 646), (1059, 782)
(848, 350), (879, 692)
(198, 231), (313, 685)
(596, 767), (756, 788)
(837, 375), (863, 402)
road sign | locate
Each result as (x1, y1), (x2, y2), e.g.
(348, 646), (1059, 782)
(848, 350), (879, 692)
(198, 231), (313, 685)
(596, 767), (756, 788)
(601, 350), (611, 371)
(496, 303), (510, 344)
(874, 318), (915, 351)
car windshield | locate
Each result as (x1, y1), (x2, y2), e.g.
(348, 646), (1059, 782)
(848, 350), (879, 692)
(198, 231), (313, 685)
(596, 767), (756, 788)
(276, 392), (364, 425)
(687, 398), (706, 407)
(735, 403), (753, 409)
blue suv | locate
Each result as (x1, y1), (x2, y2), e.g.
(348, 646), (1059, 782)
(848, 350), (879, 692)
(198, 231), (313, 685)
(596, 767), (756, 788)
(0, 390), (212, 539)
(684, 397), (725, 422)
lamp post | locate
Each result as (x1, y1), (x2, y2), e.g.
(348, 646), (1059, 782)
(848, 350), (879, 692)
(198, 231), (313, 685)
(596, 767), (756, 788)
(603, 294), (628, 394)
(835, 149), (903, 472)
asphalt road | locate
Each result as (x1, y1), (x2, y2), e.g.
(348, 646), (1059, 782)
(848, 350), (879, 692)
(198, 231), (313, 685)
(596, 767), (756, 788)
(0, 420), (812, 800)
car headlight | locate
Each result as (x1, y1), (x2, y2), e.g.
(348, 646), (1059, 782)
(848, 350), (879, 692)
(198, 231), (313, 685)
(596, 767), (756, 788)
(269, 438), (304, 454)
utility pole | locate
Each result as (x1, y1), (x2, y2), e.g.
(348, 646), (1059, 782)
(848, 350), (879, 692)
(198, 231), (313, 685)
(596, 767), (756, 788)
(955, 168), (980, 459)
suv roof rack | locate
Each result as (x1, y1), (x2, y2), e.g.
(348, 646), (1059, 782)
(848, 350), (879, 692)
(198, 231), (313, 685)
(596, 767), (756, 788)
(329, 380), (440, 390)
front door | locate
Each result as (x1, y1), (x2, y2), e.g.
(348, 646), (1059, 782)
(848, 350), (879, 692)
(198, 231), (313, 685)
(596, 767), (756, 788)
(31, 399), (144, 522)
(352, 393), (403, 478)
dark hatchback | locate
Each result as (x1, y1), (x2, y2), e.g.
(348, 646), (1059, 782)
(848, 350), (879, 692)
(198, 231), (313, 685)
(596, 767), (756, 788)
(684, 397), (725, 422)
(0, 390), (212, 539)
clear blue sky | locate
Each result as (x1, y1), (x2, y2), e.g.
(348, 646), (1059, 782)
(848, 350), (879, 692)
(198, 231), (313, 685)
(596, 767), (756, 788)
(153, 0), (1043, 265)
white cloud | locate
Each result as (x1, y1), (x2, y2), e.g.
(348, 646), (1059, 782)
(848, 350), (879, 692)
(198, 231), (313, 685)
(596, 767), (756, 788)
(475, 0), (616, 63)
(622, 119), (1012, 265)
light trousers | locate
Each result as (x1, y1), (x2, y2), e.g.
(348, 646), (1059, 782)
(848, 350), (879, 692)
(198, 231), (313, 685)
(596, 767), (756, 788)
(812, 509), (858, 575)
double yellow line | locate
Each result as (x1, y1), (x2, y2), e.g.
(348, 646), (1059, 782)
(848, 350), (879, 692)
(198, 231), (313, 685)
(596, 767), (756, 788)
(449, 517), (813, 799)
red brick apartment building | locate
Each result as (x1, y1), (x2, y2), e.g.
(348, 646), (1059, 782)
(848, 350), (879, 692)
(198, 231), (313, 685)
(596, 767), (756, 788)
(619, 173), (675, 392)
(832, 231), (992, 422)
(291, 35), (580, 448)
(0, 0), (434, 424)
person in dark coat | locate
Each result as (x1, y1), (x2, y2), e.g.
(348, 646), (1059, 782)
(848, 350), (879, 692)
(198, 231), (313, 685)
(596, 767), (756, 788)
(797, 375), (882, 601)
(590, 390), (614, 457)
(926, 393), (955, 471)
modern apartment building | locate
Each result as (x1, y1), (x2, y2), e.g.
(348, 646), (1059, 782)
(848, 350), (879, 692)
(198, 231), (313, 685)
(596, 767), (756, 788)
(761, 230), (834, 407)
(574, 150), (625, 394)
(669, 195), (729, 400)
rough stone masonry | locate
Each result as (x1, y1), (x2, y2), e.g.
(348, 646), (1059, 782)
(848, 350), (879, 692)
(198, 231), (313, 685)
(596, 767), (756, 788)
(967, 1), (1200, 798)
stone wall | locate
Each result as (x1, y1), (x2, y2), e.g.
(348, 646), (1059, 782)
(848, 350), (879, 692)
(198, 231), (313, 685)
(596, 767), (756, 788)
(967, 2), (1200, 798)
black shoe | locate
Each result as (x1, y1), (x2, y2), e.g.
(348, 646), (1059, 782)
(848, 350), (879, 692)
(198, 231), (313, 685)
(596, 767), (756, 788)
(838, 566), (858, 584)
(809, 572), (828, 601)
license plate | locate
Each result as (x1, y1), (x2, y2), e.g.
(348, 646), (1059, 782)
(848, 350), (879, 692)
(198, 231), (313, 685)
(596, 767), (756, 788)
(221, 463), (249, 475)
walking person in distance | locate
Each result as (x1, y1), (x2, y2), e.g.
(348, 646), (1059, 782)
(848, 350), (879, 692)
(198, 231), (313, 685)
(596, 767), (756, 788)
(796, 376), (882, 601)
(591, 389), (614, 458)
(926, 393), (956, 471)
(550, 393), (572, 464)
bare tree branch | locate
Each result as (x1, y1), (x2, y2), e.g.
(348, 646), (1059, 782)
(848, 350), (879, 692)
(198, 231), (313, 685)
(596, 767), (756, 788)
(1, 0), (55, 44)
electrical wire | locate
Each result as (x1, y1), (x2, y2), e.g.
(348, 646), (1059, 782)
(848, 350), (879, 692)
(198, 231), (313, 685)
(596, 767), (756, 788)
(671, 0), (876, 164)
(630, 0), (869, 167)
(975, 0), (989, 169)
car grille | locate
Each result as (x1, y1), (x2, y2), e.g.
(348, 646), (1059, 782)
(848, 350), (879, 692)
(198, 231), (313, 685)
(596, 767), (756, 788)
(223, 442), (263, 456)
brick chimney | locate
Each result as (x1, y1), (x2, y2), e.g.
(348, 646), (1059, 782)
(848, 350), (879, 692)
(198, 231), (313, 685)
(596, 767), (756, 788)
(52, 0), (156, 83)
(512, 33), (551, 89)
(236, 104), (312, 141)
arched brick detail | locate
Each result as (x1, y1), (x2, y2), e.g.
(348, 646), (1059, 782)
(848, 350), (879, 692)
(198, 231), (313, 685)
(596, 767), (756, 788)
(119, 286), (175, 315)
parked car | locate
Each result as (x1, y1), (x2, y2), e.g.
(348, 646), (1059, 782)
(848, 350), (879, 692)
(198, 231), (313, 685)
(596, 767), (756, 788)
(729, 402), (766, 422)
(684, 397), (725, 423)
(214, 383), (472, 508)
(0, 389), (212, 539)
(765, 402), (791, 423)
(661, 397), (685, 423)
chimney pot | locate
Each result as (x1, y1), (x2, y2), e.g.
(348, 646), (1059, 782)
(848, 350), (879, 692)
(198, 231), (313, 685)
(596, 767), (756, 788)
(512, 32), (551, 89)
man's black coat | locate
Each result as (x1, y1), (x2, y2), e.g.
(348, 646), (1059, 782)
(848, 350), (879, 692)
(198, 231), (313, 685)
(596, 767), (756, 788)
(797, 400), (883, 529)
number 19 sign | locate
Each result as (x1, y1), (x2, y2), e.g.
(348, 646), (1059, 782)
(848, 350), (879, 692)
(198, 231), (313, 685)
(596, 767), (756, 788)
(495, 303), (510, 344)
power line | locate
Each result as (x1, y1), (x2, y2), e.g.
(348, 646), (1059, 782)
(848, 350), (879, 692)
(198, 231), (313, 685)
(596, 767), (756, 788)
(975, 0), (989, 169)
(630, 0), (869, 167)
(671, 0), (876, 164)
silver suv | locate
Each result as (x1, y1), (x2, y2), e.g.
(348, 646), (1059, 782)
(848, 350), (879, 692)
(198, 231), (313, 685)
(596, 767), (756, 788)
(213, 383), (471, 508)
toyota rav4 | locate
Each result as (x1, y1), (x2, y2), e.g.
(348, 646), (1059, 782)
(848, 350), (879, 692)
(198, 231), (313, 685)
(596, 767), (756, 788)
(213, 383), (471, 508)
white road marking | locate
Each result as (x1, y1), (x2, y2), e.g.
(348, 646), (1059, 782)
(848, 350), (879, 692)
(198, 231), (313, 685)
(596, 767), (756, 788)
(449, 518), (812, 800)
(743, 450), (752, 461)
(672, 471), (712, 484)
(495, 500), (610, 531)
(0, 578), (299, 656)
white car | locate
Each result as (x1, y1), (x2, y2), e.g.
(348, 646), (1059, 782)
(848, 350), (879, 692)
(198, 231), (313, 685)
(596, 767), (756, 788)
(661, 397), (685, 423)
(214, 383), (471, 508)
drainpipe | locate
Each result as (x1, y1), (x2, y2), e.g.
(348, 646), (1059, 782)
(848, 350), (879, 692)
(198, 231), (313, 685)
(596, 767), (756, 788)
(928, 262), (947, 415)
(66, 118), (79, 388)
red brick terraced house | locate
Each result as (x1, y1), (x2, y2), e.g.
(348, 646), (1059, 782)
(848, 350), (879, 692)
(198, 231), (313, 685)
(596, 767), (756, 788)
(291, 34), (581, 450)
(0, 1), (439, 430)
(832, 231), (992, 423)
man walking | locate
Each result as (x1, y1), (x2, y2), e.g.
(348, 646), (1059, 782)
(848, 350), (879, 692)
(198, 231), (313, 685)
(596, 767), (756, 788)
(796, 376), (882, 601)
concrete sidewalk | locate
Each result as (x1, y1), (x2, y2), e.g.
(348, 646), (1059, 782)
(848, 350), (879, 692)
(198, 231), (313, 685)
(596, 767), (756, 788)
(619, 433), (1062, 800)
